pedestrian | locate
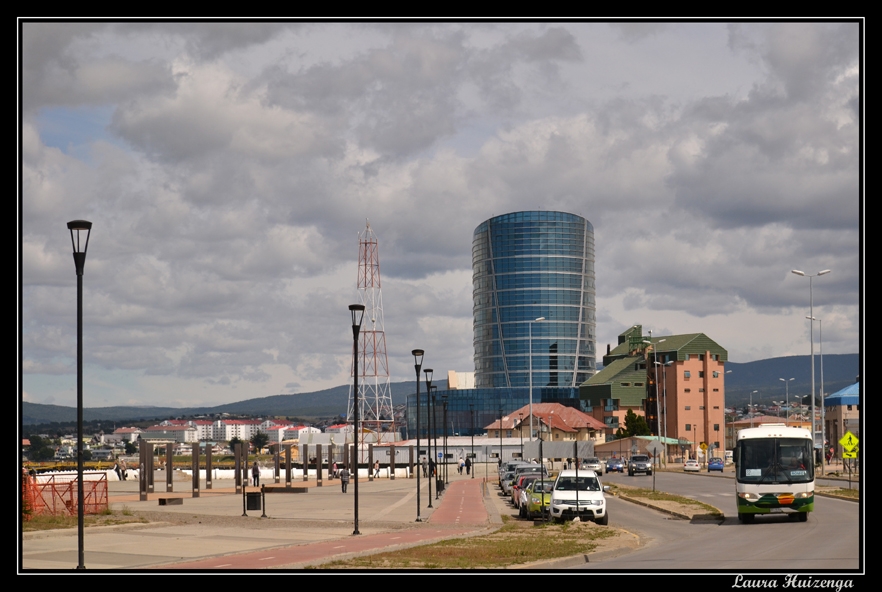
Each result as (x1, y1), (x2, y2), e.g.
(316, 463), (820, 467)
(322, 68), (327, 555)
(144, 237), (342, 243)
(119, 458), (127, 481)
(113, 460), (122, 481)
(421, 457), (428, 478)
(331, 461), (338, 480)
(373, 460), (381, 478)
(458, 457), (464, 475)
(251, 461), (260, 487)
(429, 458), (436, 478)
(340, 465), (350, 493)
(465, 457), (471, 475)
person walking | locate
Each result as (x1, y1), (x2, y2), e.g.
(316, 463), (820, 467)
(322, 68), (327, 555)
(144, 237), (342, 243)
(113, 460), (122, 481)
(373, 460), (381, 478)
(459, 457), (465, 475)
(119, 458), (127, 481)
(465, 457), (471, 476)
(251, 461), (260, 487)
(340, 465), (350, 493)
(429, 458), (436, 478)
(331, 461), (338, 480)
(421, 457), (428, 478)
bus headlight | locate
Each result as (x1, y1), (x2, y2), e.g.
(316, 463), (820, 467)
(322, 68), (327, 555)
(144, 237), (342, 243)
(738, 492), (759, 501)
(794, 491), (813, 498)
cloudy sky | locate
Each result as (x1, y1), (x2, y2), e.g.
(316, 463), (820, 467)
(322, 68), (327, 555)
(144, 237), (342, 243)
(20, 21), (861, 409)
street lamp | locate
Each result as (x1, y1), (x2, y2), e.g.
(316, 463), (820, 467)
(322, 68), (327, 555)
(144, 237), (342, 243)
(807, 315), (827, 474)
(68, 220), (91, 570)
(442, 393), (449, 486)
(469, 403), (475, 479)
(654, 359), (673, 464)
(424, 369), (434, 507)
(791, 269), (830, 450)
(412, 350), (424, 522)
(518, 413), (524, 460)
(431, 385), (439, 499)
(528, 317), (545, 441)
(779, 377), (795, 426)
(750, 390), (758, 428)
(349, 304), (365, 535)
(498, 405), (504, 467)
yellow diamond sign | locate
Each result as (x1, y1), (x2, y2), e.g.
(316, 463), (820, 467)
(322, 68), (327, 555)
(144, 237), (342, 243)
(839, 431), (859, 452)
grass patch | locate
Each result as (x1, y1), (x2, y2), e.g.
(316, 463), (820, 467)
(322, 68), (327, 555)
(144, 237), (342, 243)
(22, 510), (148, 531)
(321, 520), (618, 569)
(610, 484), (722, 516)
(825, 488), (859, 499)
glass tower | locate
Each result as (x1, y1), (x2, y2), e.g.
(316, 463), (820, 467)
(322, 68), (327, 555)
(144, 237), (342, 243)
(473, 211), (596, 389)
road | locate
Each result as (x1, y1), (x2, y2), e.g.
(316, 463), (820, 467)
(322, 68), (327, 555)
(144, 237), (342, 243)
(580, 471), (861, 570)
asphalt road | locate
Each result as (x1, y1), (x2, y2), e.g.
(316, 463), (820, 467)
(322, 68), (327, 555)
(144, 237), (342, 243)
(583, 470), (861, 571)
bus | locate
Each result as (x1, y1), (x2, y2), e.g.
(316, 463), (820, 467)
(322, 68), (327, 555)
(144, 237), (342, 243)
(734, 424), (813, 523)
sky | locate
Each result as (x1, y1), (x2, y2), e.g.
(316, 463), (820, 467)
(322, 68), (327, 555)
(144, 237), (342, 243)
(20, 21), (862, 409)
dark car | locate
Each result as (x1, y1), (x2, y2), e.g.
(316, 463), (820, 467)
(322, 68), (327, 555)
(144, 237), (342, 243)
(628, 454), (652, 476)
(605, 458), (624, 473)
(708, 457), (725, 472)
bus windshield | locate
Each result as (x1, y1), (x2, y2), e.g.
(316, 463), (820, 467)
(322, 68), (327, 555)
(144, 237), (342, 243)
(737, 437), (813, 485)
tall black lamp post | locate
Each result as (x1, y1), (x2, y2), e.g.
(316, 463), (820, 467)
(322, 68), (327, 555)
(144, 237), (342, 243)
(412, 350), (424, 521)
(68, 220), (91, 570)
(469, 403), (475, 479)
(442, 393), (449, 486)
(499, 405), (504, 467)
(349, 304), (365, 535)
(424, 369), (434, 507)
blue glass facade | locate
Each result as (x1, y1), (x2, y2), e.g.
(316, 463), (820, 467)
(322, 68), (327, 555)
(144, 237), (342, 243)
(473, 211), (596, 389)
(405, 387), (585, 438)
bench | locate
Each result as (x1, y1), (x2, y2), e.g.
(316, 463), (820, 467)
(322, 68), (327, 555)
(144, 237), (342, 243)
(158, 497), (183, 506)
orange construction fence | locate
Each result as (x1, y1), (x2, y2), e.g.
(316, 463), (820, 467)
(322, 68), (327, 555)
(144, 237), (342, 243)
(22, 471), (108, 519)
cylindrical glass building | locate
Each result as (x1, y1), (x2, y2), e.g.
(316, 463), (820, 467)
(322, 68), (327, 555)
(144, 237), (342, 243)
(473, 211), (596, 389)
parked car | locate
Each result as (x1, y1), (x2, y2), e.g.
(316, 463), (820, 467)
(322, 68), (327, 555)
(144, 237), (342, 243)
(707, 457), (724, 472)
(628, 454), (653, 476)
(581, 457), (603, 472)
(524, 478), (555, 519)
(605, 458), (624, 474)
(512, 474), (541, 508)
(684, 459), (701, 472)
(549, 470), (609, 524)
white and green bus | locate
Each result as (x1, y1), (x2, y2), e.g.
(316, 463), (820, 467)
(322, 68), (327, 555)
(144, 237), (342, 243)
(734, 424), (814, 523)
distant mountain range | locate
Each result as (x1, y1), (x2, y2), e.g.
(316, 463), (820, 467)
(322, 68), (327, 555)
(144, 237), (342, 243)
(21, 353), (859, 425)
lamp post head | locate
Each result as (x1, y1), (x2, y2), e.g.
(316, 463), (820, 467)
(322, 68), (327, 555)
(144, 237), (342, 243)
(791, 269), (805, 277)
(535, 317), (545, 322)
(424, 368), (433, 386)
(349, 304), (365, 339)
(818, 269), (831, 276)
(412, 349), (424, 369)
(67, 220), (92, 275)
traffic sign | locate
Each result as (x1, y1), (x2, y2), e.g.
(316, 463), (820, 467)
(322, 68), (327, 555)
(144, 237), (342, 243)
(646, 441), (664, 456)
(839, 431), (859, 452)
(700, 442), (708, 451)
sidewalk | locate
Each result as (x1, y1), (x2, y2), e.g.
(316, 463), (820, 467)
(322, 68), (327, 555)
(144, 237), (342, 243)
(21, 470), (499, 571)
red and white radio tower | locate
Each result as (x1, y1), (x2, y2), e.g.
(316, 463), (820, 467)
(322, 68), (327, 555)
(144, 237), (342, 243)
(348, 221), (394, 437)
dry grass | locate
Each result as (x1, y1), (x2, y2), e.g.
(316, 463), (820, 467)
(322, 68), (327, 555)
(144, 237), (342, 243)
(610, 484), (723, 516)
(22, 510), (148, 531)
(319, 519), (618, 569)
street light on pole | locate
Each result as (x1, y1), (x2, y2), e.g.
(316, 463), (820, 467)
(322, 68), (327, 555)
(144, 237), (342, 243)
(412, 349), (424, 522)
(791, 269), (830, 450)
(779, 377), (795, 426)
(424, 369), (434, 507)
(807, 315), (827, 474)
(349, 304), (365, 536)
(469, 403), (475, 479)
(68, 220), (91, 570)
(750, 390), (758, 428)
(528, 317), (545, 441)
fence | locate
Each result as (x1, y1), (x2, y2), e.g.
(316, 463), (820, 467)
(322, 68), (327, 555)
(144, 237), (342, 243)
(22, 472), (108, 519)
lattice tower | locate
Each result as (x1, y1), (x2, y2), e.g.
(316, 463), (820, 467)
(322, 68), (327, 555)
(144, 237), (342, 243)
(348, 221), (394, 439)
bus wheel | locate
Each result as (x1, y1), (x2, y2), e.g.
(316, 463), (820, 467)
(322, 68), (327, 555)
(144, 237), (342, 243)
(738, 513), (754, 523)
(798, 512), (808, 522)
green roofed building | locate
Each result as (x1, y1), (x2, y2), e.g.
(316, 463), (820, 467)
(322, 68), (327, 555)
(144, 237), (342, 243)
(580, 325), (728, 461)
